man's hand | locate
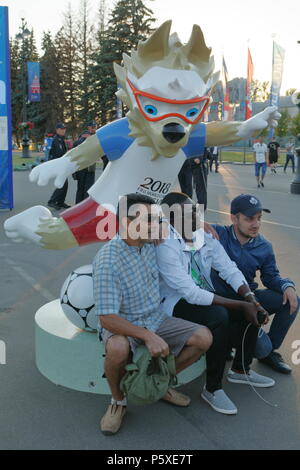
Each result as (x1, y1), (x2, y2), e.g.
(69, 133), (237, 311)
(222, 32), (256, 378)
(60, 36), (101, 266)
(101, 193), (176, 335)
(203, 222), (219, 240)
(144, 331), (169, 357)
(283, 287), (299, 314)
(241, 302), (269, 327)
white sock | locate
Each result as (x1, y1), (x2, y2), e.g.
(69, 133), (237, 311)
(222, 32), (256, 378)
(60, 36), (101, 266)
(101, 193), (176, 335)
(111, 397), (127, 406)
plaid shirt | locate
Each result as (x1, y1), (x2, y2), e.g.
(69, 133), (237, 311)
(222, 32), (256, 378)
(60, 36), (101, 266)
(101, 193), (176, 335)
(93, 236), (166, 332)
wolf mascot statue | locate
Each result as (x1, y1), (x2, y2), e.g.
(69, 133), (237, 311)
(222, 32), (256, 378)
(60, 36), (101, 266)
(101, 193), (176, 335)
(4, 21), (280, 249)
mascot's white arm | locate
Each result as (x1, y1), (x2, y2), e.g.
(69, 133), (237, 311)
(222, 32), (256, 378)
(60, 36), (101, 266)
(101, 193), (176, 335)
(29, 134), (104, 188)
(206, 106), (281, 146)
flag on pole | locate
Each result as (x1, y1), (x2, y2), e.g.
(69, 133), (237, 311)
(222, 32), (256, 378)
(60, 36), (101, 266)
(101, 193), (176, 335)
(245, 48), (254, 120)
(269, 41), (285, 137)
(221, 56), (230, 120)
(270, 41), (285, 107)
(27, 62), (40, 102)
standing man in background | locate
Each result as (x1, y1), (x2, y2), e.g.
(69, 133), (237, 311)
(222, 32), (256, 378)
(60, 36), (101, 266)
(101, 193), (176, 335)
(72, 120), (98, 204)
(209, 146), (219, 173)
(253, 137), (268, 188)
(192, 147), (210, 210)
(268, 137), (280, 174)
(47, 123), (70, 210)
(284, 138), (295, 173)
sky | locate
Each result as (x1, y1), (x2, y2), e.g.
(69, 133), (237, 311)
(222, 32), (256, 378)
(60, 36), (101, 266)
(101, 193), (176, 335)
(2, 0), (300, 94)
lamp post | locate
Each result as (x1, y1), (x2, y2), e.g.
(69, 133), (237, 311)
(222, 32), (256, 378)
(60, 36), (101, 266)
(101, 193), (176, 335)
(16, 18), (31, 158)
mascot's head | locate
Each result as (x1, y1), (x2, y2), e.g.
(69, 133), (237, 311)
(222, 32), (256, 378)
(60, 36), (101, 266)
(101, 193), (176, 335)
(114, 20), (219, 160)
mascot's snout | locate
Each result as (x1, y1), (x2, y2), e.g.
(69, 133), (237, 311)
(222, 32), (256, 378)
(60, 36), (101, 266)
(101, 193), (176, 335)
(162, 123), (186, 143)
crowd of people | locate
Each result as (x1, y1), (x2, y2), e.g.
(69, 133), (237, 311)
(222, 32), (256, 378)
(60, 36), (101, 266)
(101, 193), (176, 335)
(93, 191), (299, 436)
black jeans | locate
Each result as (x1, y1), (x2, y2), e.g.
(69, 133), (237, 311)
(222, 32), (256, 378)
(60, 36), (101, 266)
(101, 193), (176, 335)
(48, 179), (68, 206)
(178, 160), (193, 198)
(75, 169), (95, 204)
(173, 299), (259, 392)
(192, 162), (208, 210)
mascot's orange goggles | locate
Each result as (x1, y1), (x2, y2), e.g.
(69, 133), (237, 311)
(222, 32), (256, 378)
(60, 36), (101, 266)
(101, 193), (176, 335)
(127, 79), (210, 125)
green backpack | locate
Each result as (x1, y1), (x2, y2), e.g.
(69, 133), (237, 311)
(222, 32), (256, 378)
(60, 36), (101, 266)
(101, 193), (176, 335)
(120, 345), (177, 405)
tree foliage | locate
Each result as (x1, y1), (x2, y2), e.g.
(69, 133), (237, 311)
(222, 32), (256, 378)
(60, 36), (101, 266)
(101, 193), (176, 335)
(10, 0), (156, 143)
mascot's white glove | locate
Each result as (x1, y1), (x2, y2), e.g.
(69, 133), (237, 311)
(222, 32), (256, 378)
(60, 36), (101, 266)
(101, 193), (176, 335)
(237, 106), (281, 139)
(29, 157), (78, 188)
(4, 206), (52, 244)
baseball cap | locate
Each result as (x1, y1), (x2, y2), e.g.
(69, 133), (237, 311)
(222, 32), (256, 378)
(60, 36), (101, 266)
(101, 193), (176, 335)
(230, 194), (271, 216)
(56, 122), (66, 129)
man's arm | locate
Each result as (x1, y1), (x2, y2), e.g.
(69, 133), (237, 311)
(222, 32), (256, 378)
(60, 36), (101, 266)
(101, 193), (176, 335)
(100, 314), (169, 357)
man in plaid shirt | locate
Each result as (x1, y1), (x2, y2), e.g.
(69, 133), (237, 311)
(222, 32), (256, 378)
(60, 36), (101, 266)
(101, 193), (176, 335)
(93, 193), (212, 435)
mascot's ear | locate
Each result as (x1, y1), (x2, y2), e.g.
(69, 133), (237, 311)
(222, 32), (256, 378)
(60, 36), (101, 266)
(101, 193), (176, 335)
(137, 20), (172, 61)
(183, 24), (211, 64)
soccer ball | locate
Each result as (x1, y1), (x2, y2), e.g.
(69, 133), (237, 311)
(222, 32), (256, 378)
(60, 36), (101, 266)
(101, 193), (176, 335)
(60, 265), (98, 332)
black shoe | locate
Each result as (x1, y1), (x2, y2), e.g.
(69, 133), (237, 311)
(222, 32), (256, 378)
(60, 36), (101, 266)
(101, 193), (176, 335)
(257, 183), (260, 188)
(260, 181), (264, 187)
(59, 203), (71, 209)
(259, 351), (292, 374)
(48, 202), (62, 210)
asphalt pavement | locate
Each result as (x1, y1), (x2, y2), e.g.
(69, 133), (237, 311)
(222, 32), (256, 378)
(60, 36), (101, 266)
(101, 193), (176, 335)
(0, 163), (299, 450)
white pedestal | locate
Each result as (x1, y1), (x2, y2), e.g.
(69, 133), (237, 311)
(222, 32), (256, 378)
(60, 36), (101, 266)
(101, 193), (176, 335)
(35, 300), (206, 394)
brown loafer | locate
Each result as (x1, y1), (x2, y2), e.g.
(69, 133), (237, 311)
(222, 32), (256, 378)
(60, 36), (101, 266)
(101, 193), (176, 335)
(162, 388), (191, 407)
(100, 404), (127, 435)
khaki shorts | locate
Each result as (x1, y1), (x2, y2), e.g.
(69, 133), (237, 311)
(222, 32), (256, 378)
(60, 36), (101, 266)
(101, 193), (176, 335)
(100, 316), (203, 357)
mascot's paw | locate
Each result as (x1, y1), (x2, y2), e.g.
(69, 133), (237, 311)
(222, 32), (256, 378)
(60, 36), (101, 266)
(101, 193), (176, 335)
(4, 206), (52, 244)
(29, 158), (77, 188)
(238, 106), (281, 139)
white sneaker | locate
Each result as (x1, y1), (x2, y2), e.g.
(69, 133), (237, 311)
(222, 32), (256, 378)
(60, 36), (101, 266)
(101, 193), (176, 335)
(227, 369), (275, 388)
(201, 387), (238, 415)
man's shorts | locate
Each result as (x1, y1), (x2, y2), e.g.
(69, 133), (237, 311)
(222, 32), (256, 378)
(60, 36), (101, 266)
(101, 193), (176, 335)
(100, 316), (204, 357)
(269, 155), (278, 164)
(255, 162), (267, 177)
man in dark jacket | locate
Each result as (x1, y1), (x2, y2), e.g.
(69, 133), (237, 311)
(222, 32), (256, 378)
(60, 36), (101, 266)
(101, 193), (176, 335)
(47, 123), (70, 210)
(72, 120), (99, 204)
(211, 194), (299, 374)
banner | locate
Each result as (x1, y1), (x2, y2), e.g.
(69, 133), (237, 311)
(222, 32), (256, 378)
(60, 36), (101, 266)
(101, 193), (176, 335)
(245, 48), (254, 120)
(0, 6), (13, 210)
(221, 56), (230, 120)
(269, 41), (285, 137)
(27, 62), (41, 102)
(270, 41), (285, 107)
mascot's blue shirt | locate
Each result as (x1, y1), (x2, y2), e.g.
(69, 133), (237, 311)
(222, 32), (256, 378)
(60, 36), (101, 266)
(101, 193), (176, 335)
(96, 118), (206, 161)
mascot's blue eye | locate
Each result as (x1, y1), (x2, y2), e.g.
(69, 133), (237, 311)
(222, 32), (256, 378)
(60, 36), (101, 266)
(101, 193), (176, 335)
(186, 108), (199, 118)
(144, 105), (158, 115)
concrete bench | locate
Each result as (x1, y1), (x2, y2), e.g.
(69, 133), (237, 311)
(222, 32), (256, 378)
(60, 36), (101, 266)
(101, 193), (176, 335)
(35, 299), (206, 394)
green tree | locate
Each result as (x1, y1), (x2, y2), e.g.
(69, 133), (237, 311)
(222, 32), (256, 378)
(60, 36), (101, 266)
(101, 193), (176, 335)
(275, 109), (292, 137)
(89, 0), (155, 125)
(76, 0), (96, 127)
(250, 80), (270, 102)
(55, 5), (81, 137)
(290, 113), (300, 137)
(285, 88), (297, 96)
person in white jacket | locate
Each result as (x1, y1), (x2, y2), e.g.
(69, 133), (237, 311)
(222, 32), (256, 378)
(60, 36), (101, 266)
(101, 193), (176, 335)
(156, 192), (275, 415)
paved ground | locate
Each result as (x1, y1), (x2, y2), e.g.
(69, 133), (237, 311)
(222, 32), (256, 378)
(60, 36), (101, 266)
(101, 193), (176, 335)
(0, 163), (300, 450)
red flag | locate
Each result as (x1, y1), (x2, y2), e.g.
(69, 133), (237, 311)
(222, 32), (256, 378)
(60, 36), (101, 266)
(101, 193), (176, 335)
(245, 48), (254, 120)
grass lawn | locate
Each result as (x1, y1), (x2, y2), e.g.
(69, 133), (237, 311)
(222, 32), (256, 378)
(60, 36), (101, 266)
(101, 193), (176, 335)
(12, 150), (288, 170)
(220, 150), (287, 164)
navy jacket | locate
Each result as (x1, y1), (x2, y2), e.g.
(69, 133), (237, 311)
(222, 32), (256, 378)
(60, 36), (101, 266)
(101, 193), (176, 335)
(212, 224), (295, 294)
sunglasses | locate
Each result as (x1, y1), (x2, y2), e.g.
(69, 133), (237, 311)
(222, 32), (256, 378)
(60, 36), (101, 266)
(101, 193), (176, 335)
(127, 78), (210, 125)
